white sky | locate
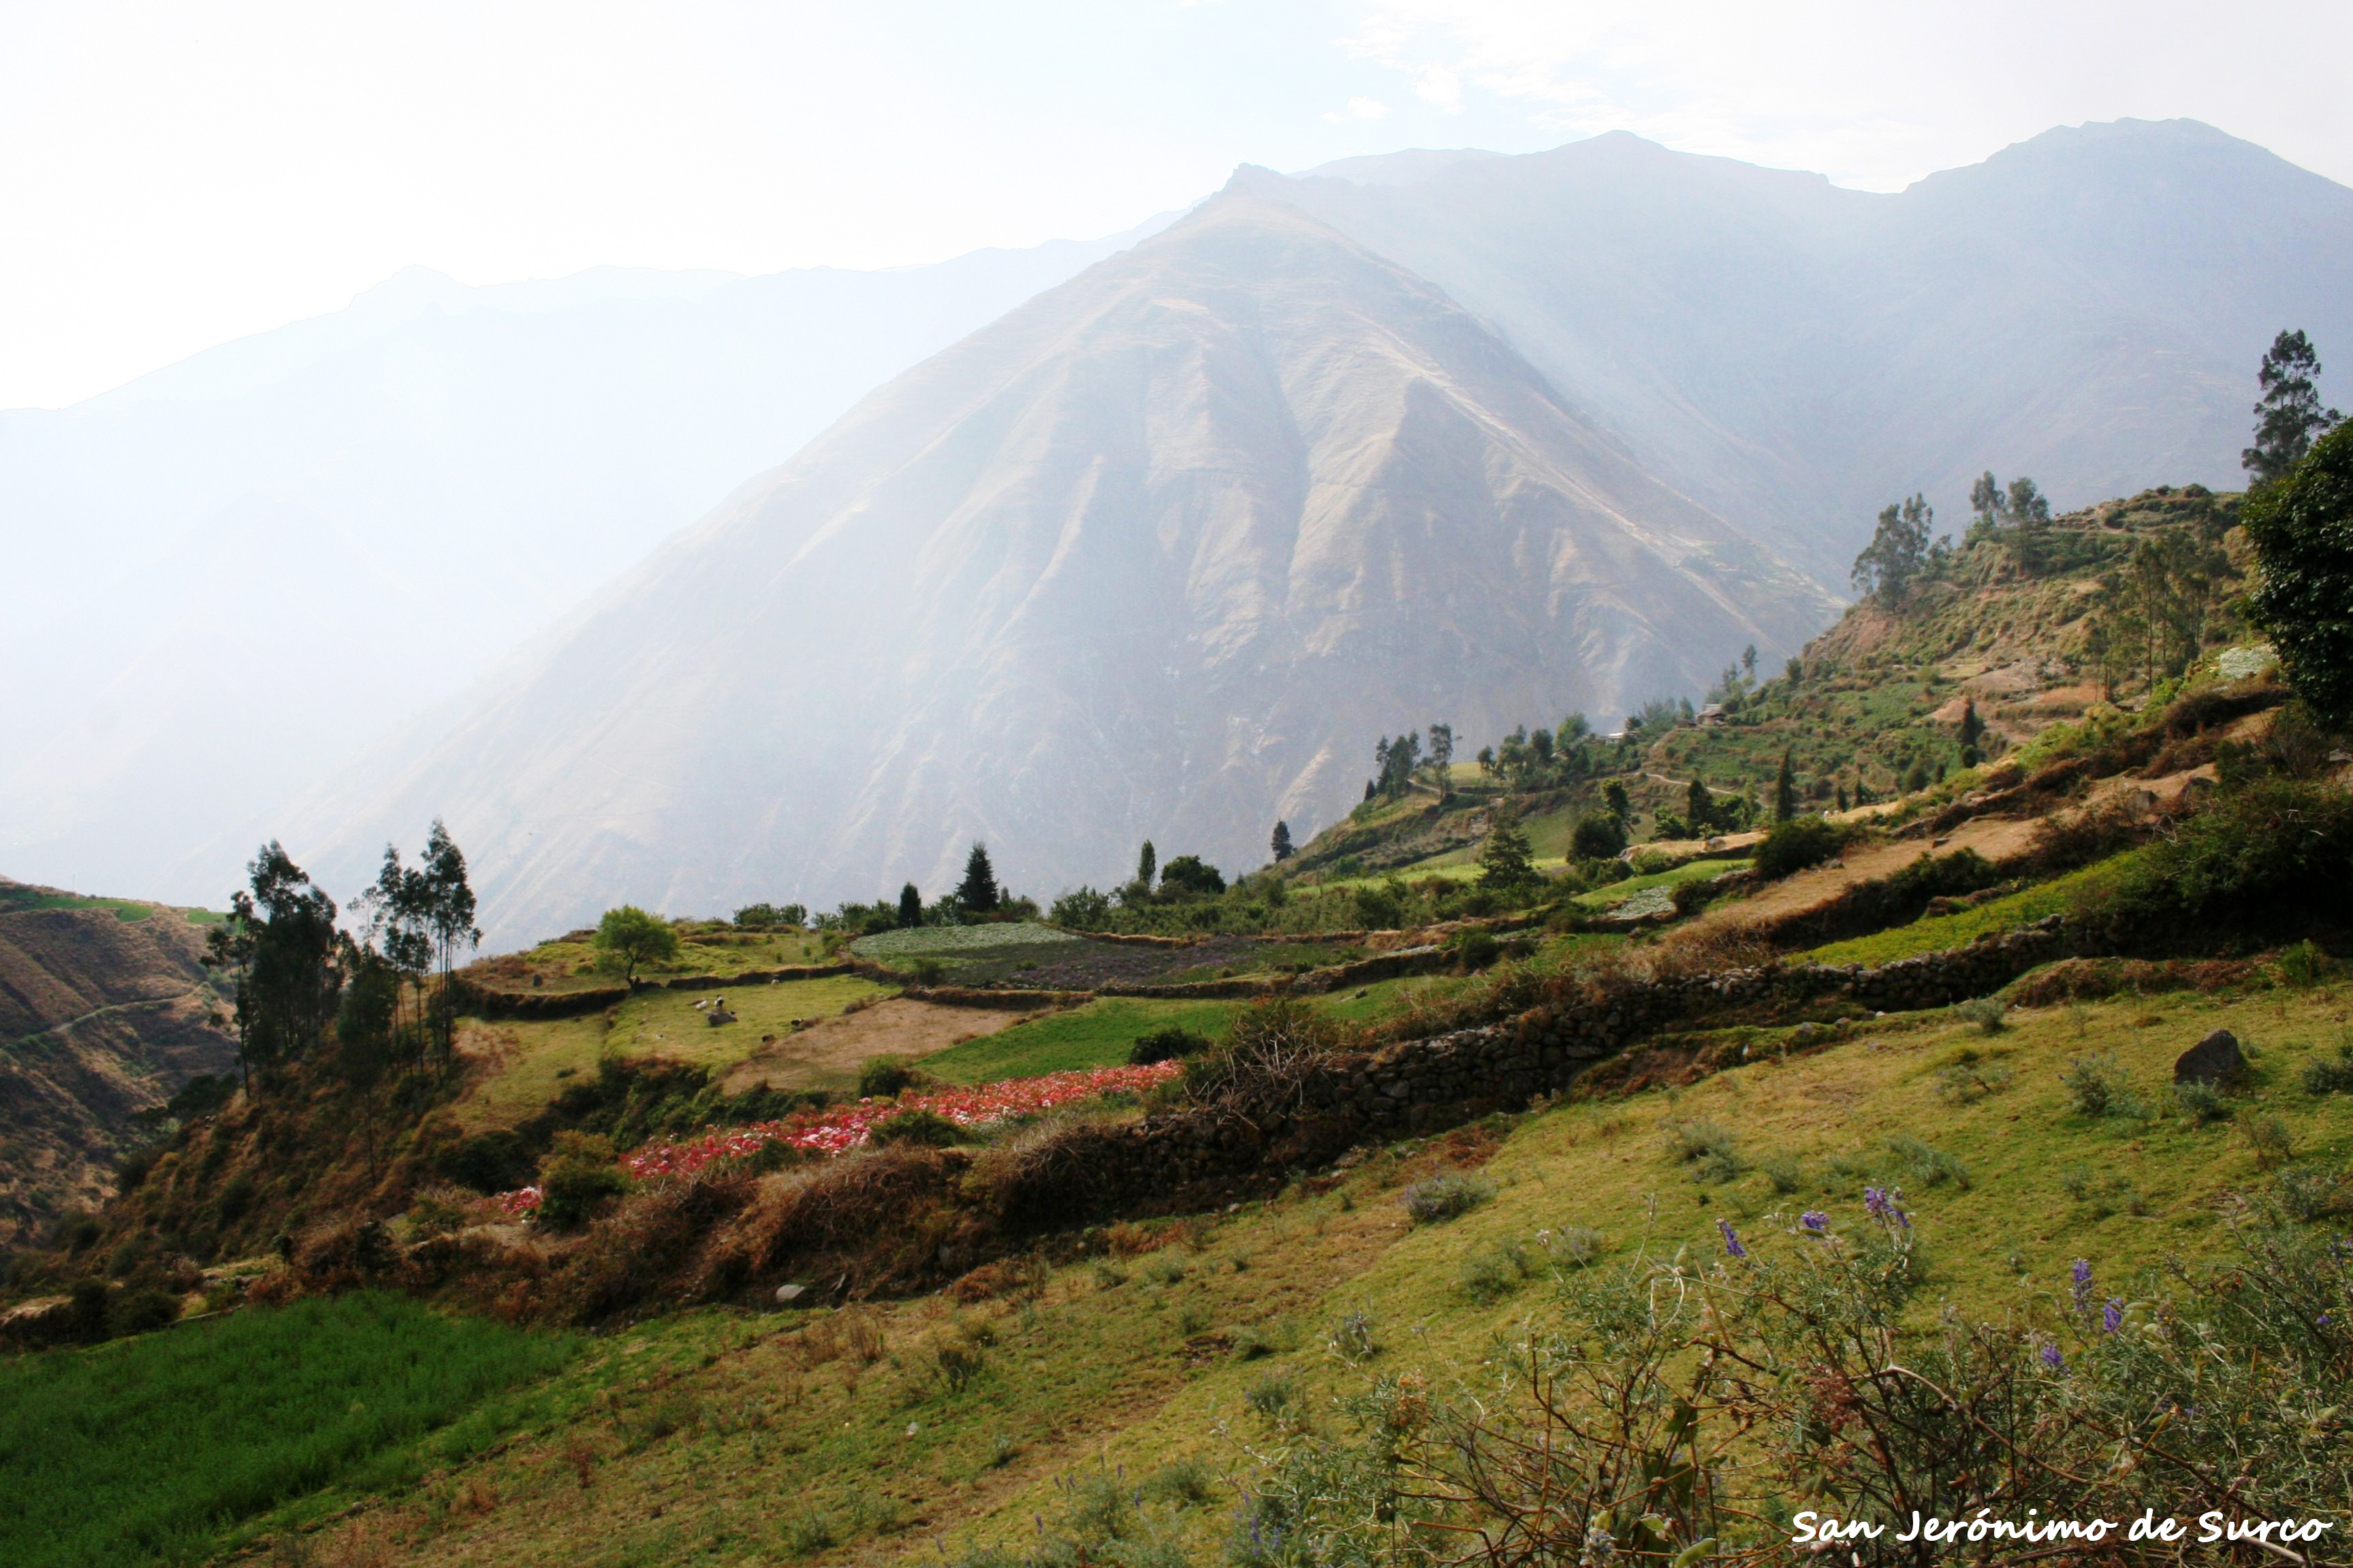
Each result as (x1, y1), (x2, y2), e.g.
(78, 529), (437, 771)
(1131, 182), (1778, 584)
(5, 0), (2348, 409)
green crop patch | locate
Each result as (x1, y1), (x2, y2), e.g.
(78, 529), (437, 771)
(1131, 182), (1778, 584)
(0, 1292), (580, 1568)
(919, 998), (1240, 1081)
(850, 921), (1082, 959)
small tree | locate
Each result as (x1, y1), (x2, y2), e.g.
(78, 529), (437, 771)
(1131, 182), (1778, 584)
(1852, 494), (1933, 603)
(2244, 329), (2343, 485)
(1478, 806), (1539, 888)
(1269, 820), (1294, 862)
(1426, 722), (1454, 776)
(1686, 775), (1714, 831)
(1957, 697), (1985, 767)
(1602, 780), (1630, 818)
(1136, 839), (1156, 890)
(956, 842), (1000, 914)
(1773, 750), (1798, 821)
(1158, 854), (1225, 897)
(1741, 643), (1758, 682)
(593, 905), (678, 986)
(1570, 812), (1628, 861)
(896, 882), (923, 928)
(227, 843), (342, 1090)
(2243, 420), (2353, 729)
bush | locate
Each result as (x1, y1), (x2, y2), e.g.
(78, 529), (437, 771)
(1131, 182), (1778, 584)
(106, 1286), (183, 1337)
(1157, 855), (1226, 898)
(856, 1057), (917, 1099)
(1449, 930), (1501, 970)
(2059, 1053), (2142, 1119)
(1662, 1117), (1743, 1183)
(1457, 1240), (1531, 1302)
(443, 1129), (539, 1194)
(1127, 1027), (1210, 1066)
(1049, 886), (1111, 929)
(2171, 1078), (2234, 1123)
(870, 1109), (963, 1147)
(1751, 816), (1849, 879)
(1953, 996), (2007, 1035)
(1568, 814), (1628, 861)
(535, 1132), (628, 1230)
(2301, 1036), (2353, 1095)
(1402, 1174), (1496, 1226)
(1542, 1225), (1605, 1267)
(2083, 779), (2353, 940)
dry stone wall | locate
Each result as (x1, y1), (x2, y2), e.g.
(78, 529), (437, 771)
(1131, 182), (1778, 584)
(996, 918), (2074, 1227)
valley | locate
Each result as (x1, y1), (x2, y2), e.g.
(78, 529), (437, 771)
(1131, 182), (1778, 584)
(7, 464), (2352, 1566)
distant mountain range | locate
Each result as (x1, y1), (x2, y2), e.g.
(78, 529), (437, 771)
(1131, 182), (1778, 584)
(0, 221), (1169, 906)
(10, 119), (2349, 941)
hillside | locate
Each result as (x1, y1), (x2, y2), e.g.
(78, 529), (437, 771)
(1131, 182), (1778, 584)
(0, 880), (235, 1253)
(0, 223), (1167, 910)
(306, 185), (1835, 948)
(1267, 118), (2353, 586)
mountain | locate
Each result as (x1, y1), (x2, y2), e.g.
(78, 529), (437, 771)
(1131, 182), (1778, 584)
(1262, 118), (2353, 584)
(0, 881), (234, 1251)
(306, 187), (1836, 943)
(0, 221), (1170, 908)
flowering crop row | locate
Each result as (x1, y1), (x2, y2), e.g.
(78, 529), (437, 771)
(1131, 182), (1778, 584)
(490, 1060), (1180, 1217)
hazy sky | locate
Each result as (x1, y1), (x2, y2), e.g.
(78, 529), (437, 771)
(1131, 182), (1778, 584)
(5, 0), (2348, 409)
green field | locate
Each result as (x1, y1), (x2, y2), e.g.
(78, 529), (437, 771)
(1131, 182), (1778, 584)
(0, 1293), (580, 1568)
(849, 921), (1080, 959)
(918, 997), (1241, 1081)
(0, 886), (156, 922)
(1805, 855), (2126, 965)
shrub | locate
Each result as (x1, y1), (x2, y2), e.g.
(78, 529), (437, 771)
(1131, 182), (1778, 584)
(2171, 1079), (2234, 1124)
(2301, 1035), (2353, 1095)
(535, 1132), (628, 1230)
(106, 1286), (183, 1338)
(1127, 1027), (1210, 1066)
(870, 1109), (962, 1147)
(1954, 996), (2007, 1035)
(1402, 1174), (1496, 1225)
(2273, 1163), (2353, 1221)
(2242, 1113), (2296, 1170)
(1244, 1372), (1297, 1420)
(2081, 779), (2353, 940)
(1142, 1457), (1216, 1507)
(1569, 814), (1628, 861)
(1542, 1226), (1605, 1268)
(1751, 816), (1849, 879)
(2274, 940), (2336, 987)
(1886, 1133), (1970, 1189)
(1449, 930), (1501, 970)
(855, 1057), (917, 1099)
(2059, 1053), (2142, 1119)
(1457, 1240), (1531, 1303)
(443, 1129), (539, 1194)
(1662, 1118), (1743, 1183)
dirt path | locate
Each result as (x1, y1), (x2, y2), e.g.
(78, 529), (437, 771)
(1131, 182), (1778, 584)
(719, 999), (1025, 1094)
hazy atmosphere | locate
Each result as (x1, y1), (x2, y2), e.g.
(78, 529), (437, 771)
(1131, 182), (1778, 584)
(7, 10), (2353, 1567)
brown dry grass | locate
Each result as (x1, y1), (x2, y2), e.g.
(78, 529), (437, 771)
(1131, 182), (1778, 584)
(718, 999), (1020, 1095)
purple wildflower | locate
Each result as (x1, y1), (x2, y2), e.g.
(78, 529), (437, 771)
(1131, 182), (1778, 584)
(1801, 1210), (1829, 1235)
(1719, 1217), (1748, 1258)
(2102, 1298), (2124, 1334)
(2040, 1342), (2064, 1371)
(1863, 1185), (1912, 1229)
(2071, 1258), (2094, 1309)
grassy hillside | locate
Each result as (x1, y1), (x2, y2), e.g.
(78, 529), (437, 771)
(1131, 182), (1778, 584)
(63, 970), (2343, 1568)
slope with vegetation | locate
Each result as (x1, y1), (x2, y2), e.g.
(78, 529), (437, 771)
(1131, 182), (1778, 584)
(8, 404), (2353, 1566)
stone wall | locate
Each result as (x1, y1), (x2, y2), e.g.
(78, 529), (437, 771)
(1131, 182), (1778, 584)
(993, 918), (2074, 1226)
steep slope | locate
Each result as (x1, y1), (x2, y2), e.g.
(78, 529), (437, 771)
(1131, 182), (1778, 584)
(0, 223), (1167, 908)
(309, 187), (1835, 944)
(0, 881), (234, 1251)
(1265, 118), (2353, 584)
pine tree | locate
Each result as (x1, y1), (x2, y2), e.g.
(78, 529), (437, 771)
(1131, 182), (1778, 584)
(956, 843), (1000, 914)
(1957, 698), (1985, 768)
(1477, 805), (1538, 889)
(1270, 820), (1294, 862)
(897, 882), (923, 927)
(1773, 750), (1798, 821)
(2244, 330), (2343, 485)
(1137, 840), (1156, 889)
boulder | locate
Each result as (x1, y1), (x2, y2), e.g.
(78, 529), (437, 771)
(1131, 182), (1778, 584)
(2174, 1029), (2244, 1086)
(774, 1283), (809, 1305)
